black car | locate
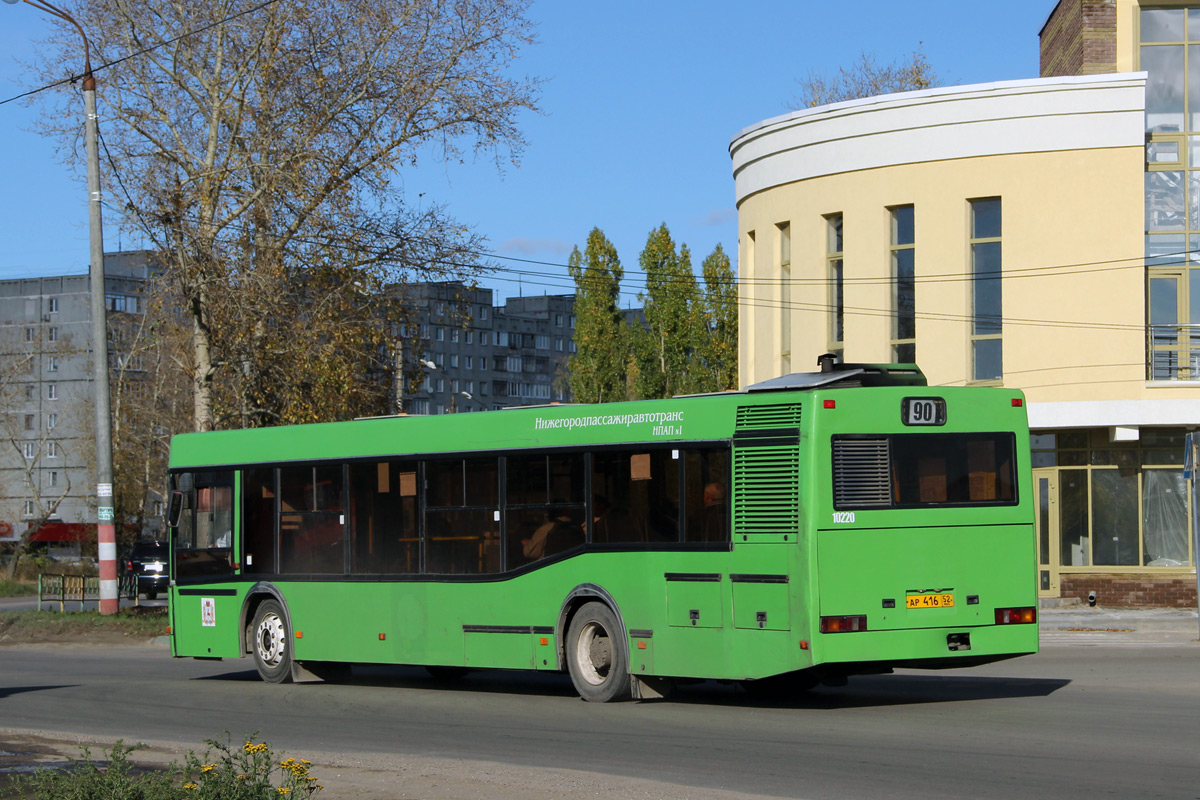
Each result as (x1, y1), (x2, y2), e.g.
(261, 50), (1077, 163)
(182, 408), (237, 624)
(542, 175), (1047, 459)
(124, 540), (168, 599)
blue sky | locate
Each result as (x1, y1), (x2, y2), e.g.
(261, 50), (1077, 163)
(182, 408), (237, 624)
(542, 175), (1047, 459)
(0, 0), (1055, 305)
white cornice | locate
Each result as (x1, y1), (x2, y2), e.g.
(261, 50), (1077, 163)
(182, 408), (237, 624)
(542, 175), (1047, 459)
(730, 73), (1148, 203)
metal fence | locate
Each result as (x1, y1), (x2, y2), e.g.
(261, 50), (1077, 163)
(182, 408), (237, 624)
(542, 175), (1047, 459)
(37, 574), (138, 612)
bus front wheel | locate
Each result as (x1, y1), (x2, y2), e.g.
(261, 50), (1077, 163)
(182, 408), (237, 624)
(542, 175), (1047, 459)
(250, 599), (292, 683)
(566, 602), (631, 702)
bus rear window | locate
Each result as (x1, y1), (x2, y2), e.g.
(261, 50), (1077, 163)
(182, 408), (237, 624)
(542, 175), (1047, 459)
(833, 433), (1017, 509)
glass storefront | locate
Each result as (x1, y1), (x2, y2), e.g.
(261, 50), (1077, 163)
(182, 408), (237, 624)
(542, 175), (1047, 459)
(1031, 428), (1193, 568)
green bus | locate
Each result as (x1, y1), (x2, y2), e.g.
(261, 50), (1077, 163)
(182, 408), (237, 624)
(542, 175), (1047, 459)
(165, 362), (1038, 701)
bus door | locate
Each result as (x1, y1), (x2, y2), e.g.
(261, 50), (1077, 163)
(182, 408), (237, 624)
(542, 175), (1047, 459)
(1034, 468), (1060, 597)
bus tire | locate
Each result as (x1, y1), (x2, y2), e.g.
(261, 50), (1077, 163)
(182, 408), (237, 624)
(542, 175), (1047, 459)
(566, 601), (631, 702)
(250, 599), (292, 684)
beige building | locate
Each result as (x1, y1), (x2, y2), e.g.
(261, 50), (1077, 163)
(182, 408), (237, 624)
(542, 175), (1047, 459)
(731, 0), (1200, 607)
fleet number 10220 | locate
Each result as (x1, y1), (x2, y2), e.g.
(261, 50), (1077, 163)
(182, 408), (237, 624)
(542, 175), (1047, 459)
(833, 511), (856, 524)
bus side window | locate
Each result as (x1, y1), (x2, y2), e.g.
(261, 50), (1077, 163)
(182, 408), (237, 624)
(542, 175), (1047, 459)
(505, 453), (584, 569)
(683, 448), (730, 543)
(426, 457), (502, 575)
(348, 461), (419, 574)
(591, 450), (680, 543)
(278, 465), (345, 574)
(243, 468), (277, 574)
(173, 470), (235, 579)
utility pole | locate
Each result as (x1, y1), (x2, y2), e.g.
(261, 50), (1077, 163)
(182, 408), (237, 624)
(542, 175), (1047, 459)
(6, 0), (117, 613)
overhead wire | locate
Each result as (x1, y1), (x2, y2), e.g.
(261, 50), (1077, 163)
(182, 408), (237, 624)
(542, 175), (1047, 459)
(0, 0), (283, 106)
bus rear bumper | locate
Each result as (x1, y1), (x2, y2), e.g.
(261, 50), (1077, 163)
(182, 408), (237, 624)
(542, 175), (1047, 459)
(813, 623), (1039, 671)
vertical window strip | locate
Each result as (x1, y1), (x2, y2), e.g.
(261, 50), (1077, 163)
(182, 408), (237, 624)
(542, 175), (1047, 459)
(1141, 9), (1200, 380)
(826, 214), (844, 358)
(970, 198), (1003, 382)
(778, 222), (792, 374)
(890, 205), (916, 363)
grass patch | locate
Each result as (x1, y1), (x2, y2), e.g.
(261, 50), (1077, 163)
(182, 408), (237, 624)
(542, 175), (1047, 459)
(0, 579), (38, 597)
(7, 735), (324, 799)
(0, 607), (168, 644)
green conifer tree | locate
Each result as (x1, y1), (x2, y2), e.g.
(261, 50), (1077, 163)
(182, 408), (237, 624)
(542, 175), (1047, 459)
(567, 229), (628, 403)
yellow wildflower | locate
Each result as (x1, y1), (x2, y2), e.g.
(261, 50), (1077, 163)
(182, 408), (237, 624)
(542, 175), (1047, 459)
(183, 782), (199, 790)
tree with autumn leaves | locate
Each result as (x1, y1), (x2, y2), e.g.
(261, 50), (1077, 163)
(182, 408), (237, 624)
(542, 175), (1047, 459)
(568, 225), (737, 404)
(31, 0), (539, 432)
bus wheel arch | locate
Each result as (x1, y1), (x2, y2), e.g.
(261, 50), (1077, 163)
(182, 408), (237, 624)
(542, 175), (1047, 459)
(558, 585), (632, 702)
(241, 584), (294, 682)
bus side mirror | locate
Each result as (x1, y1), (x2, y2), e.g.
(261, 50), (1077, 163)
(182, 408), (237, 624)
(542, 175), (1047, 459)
(166, 491), (184, 528)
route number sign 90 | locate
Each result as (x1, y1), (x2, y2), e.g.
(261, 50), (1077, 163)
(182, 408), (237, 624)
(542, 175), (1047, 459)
(902, 397), (946, 426)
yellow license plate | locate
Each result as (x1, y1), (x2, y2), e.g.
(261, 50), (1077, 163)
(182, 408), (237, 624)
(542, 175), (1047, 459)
(906, 593), (954, 609)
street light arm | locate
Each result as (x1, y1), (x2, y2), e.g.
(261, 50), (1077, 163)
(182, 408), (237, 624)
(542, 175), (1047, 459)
(7, 0), (93, 77)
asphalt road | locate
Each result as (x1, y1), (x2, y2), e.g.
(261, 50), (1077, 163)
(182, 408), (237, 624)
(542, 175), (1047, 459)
(0, 637), (1196, 800)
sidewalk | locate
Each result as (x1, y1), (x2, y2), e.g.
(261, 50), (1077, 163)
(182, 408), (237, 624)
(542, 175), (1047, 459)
(1038, 600), (1200, 643)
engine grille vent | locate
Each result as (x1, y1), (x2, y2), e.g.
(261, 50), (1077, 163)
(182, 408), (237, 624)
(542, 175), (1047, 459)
(735, 403), (801, 431)
(832, 438), (892, 508)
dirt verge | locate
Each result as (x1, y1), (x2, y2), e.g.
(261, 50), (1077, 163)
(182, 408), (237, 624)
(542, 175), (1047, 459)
(0, 728), (789, 800)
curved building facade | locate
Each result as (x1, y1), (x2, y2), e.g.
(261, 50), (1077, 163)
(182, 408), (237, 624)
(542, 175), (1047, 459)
(731, 0), (1200, 606)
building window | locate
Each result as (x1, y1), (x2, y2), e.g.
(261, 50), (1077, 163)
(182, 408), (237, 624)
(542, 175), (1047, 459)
(555, 337), (564, 352)
(47, 442), (58, 458)
(47, 383), (57, 400)
(49, 471), (58, 487)
(465, 355), (473, 369)
(480, 307), (488, 321)
(23, 500), (34, 517)
(451, 329), (459, 343)
(22, 442), (36, 459)
(466, 331), (474, 345)
(24, 385), (34, 401)
(24, 414), (34, 431)
(48, 327), (58, 342)
(535, 334), (549, 350)
(890, 205), (916, 363)
(555, 313), (563, 327)
(47, 413), (57, 429)
(47, 357), (58, 372)
(778, 222), (792, 374)
(1143, 9), (1200, 380)
(825, 214), (844, 358)
(970, 198), (1002, 381)
(47, 298), (58, 314)
(450, 354), (459, 368)
(435, 327), (444, 341)
(480, 332), (489, 346)
(24, 327), (34, 342)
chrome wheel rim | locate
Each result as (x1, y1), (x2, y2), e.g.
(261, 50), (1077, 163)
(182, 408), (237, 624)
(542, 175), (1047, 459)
(256, 612), (286, 668)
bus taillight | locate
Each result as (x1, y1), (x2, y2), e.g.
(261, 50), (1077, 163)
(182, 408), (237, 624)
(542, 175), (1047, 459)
(819, 615), (867, 633)
(994, 607), (1037, 625)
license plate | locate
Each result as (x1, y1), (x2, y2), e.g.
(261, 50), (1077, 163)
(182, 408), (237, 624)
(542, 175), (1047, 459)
(906, 593), (954, 609)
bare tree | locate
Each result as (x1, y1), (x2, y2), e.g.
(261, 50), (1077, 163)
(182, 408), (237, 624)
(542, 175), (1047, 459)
(792, 45), (939, 109)
(108, 273), (191, 542)
(0, 329), (86, 580)
(32, 0), (540, 430)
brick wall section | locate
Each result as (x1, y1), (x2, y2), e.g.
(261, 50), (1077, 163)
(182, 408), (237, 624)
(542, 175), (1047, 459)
(1061, 574), (1198, 607)
(1040, 0), (1117, 77)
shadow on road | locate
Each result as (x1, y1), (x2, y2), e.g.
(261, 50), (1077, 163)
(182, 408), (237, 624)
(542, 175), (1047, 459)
(185, 662), (1069, 708)
(0, 685), (79, 700)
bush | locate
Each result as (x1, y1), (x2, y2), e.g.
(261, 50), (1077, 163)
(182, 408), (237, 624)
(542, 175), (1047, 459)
(11, 735), (323, 799)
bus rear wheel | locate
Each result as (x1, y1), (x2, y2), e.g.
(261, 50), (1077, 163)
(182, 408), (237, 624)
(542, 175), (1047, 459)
(566, 602), (631, 702)
(250, 599), (292, 683)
